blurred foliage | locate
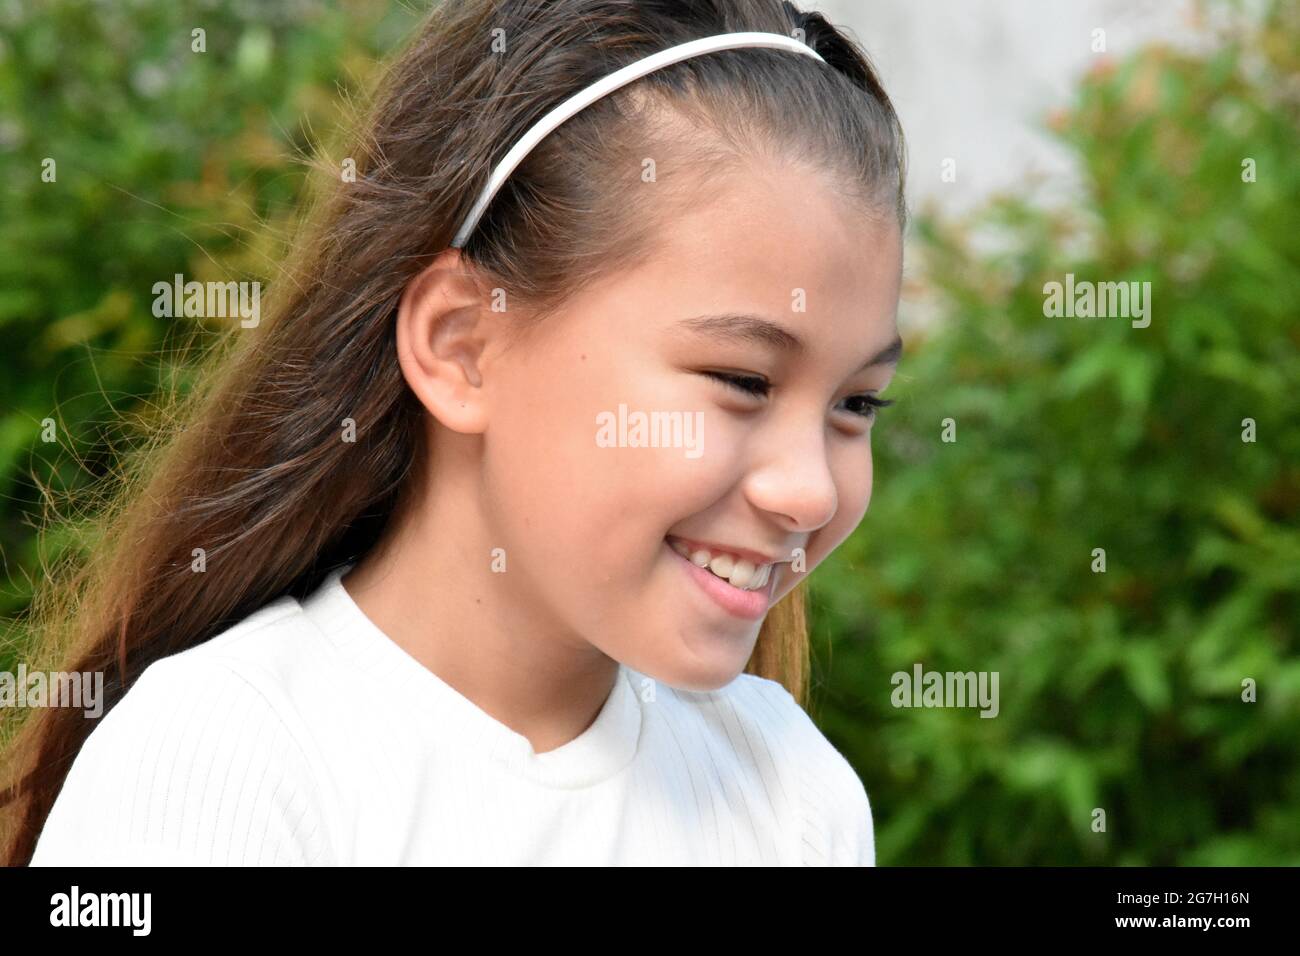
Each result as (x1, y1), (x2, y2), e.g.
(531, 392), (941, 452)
(813, 0), (1299, 864)
(2, 0), (1297, 865)
(0, 0), (417, 617)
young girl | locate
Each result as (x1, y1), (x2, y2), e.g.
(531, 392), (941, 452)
(3, 0), (906, 866)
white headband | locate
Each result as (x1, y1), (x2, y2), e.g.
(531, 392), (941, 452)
(449, 31), (827, 249)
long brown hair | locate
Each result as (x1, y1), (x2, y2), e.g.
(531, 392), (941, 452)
(0, 0), (906, 865)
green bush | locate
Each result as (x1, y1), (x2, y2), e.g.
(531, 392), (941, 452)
(811, 0), (1300, 864)
(0, 0), (413, 617)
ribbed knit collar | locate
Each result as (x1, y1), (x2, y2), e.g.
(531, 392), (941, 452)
(299, 563), (642, 789)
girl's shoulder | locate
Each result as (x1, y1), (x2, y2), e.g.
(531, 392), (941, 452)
(741, 674), (876, 866)
(29, 594), (339, 866)
(640, 669), (876, 866)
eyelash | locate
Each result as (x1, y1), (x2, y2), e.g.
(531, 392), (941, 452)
(702, 371), (894, 420)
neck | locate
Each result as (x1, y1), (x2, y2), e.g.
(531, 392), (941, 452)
(340, 425), (618, 754)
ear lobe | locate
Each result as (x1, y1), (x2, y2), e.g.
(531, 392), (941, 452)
(395, 249), (491, 434)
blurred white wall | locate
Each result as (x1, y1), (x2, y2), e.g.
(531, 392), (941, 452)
(815, 0), (1206, 218)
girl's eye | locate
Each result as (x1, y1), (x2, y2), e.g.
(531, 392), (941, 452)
(839, 394), (895, 420)
(702, 370), (770, 398)
(702, 371), (894, 421)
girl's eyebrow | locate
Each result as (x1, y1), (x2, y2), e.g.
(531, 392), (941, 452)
(674, 312), (903, 371)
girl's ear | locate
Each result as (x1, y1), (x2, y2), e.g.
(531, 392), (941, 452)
(395, 248), (493, 434)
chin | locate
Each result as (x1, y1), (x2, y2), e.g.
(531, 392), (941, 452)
(651, 655), (749, 694)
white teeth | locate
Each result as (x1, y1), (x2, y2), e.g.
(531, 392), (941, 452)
(728, 559), (755, 588)
(668, 538), (772, 591)
(708, 553), (734, 579)
(744, 563), (771, 590)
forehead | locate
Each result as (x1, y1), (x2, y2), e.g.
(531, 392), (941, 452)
(504, 155), (905, 376)
(569, 160), (904, 361)
(602, 160), (902, 346)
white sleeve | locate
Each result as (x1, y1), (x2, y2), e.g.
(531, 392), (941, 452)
(836, 761), (876, 867)
(28, 654), (336, 866)
(758, 679), (876, 867)
(803, 723), (876, 866)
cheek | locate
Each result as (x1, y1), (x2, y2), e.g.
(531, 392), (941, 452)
(818, 440), (875, 557)
(479, 365), (606, 563)
(847, 441), (875, 519)
(634, 408), (739, 498)
(482, 360), (693, 583)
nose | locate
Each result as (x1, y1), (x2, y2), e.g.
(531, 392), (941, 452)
(742, 425), (841, 534)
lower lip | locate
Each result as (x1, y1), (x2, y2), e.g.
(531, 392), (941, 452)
(666, 539), (776, 621)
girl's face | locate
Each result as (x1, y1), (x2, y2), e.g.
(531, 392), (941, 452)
(477, 161), (902, 692)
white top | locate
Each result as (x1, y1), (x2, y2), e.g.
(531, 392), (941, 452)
(30, 565), (874, 865)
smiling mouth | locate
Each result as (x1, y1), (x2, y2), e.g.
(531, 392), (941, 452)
(666, 536), (773, 592)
